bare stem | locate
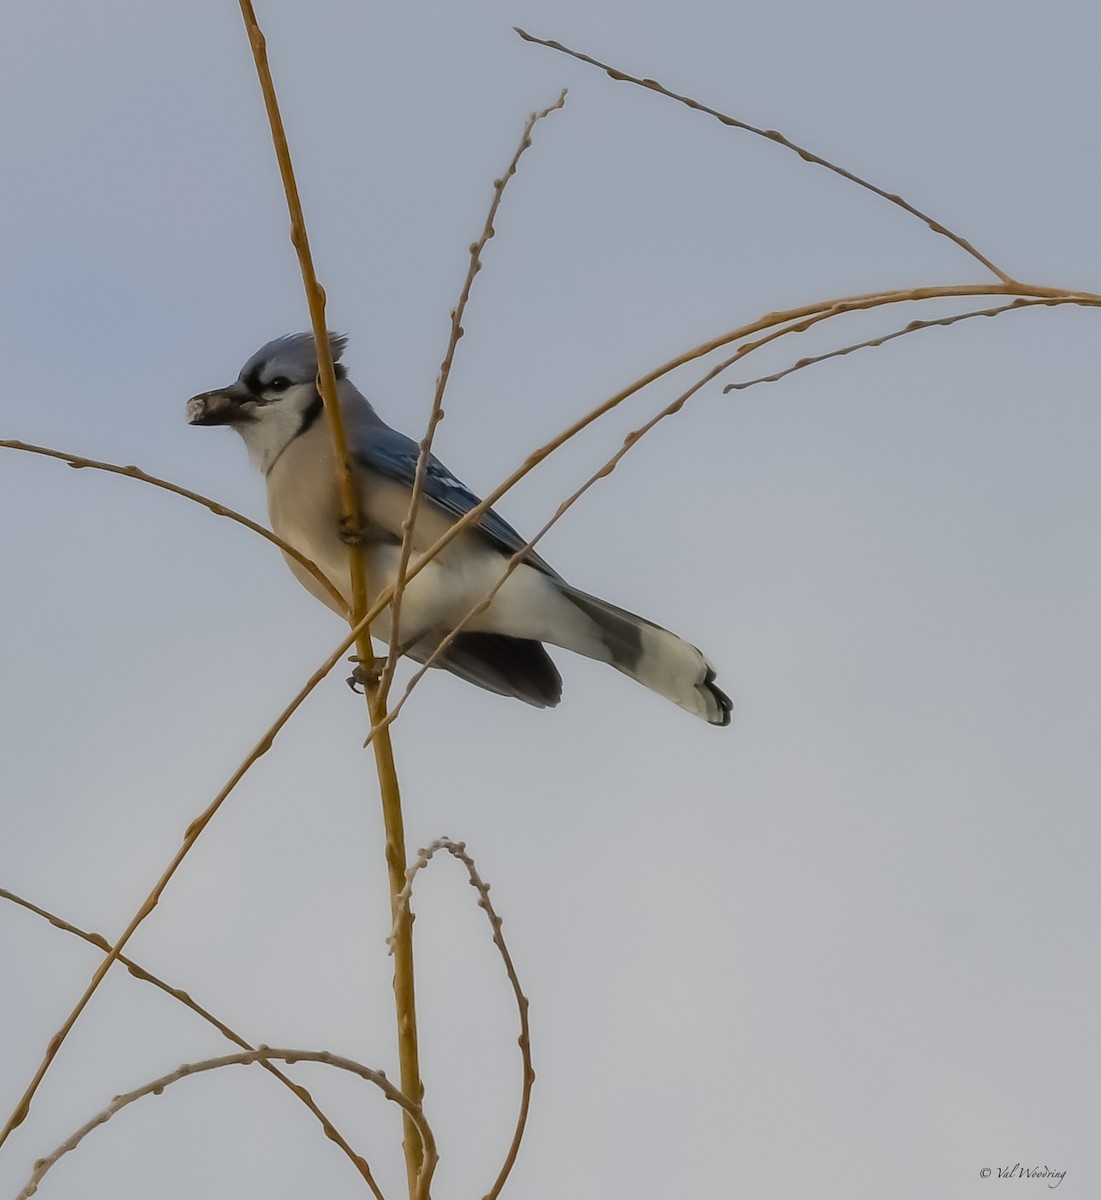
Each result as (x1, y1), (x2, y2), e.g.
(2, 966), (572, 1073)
(237, 3), (424, 1189)
(0, 888), (385, 1198)
(357, 288), (1100, 738)
(380, 90), (567, 701)
(341, 283), (1101, 669)
(17, 1048), (436, 1200)
(389, 840), (534, 1200)
(0, 440), (347, 615)
(515, 27), (1017, 285)
(0, 630), (364, 1152)
(722, 298), (1054, 392)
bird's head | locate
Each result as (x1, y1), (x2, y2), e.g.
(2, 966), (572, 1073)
(187, 331), (348, 472)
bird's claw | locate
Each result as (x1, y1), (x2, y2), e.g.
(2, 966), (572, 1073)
(346, 655), (382, 693)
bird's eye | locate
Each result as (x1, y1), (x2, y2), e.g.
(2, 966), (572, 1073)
(267, 376), (292, 393)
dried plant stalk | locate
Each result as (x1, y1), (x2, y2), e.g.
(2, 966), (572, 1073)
(722, 298), (1055, 392)
(380, 89), (567, 700)
(390, 840), (534, 1200)
(237, 2), (424, 1190)
(0, 625), (370, 1150)
(0, 440), (347, 614)
(515, 27), (1015, 283)
(17, 1048), (436, 1200)
(0, 888), (384, 1198)
(355, 288), (1099, 740)
(338, 280), (1101, 658)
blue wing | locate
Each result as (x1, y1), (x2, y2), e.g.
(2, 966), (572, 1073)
(353, 425), (560, 578)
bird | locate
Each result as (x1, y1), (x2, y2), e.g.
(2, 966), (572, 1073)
(187, 332), (731, 725)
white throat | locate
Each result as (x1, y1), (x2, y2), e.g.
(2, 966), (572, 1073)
(235, 403), (313, 475)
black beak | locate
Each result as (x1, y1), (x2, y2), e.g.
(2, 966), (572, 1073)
(187, 381), (251, 426)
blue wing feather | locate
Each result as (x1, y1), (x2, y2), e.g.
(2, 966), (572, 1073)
(352, 426), (559, 578)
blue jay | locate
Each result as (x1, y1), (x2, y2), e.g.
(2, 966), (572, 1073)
(187, 333), (731, 725)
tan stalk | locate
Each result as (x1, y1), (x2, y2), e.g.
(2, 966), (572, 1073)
(0, 628), (379, 1150)
(356, 290), (1101, 739)
(389, 840), (533, 1200)
(0, 440), (347, 614)
(18, 1049), (437, 1200)
(721, 298), (1053, 391)
(337, 283), (1101, 707)
(515, 28), (1015, 284)
(0, 889), (385, 1199)
(340, 282), (1101, 633)
(380, 90), (567, 701)
(237, 3), (424, 1190)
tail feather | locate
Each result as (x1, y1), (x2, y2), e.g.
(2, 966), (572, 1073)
(413, 631), (563, 709)
(562, 587), (732, 726)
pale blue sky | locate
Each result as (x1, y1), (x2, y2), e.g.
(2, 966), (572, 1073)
(1, 2), (1099, 1197)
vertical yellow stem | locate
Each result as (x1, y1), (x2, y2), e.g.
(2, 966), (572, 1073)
(237, 4), (424, 1192)
(368, 690), (425, 1181)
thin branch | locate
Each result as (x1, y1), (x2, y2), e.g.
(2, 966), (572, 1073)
(268, 287), (1099, 751)
(722, 298), (1053, 391)
(360, 289), (1099, 737)
(337, 283), (1100, 651)
(0, 625), (363, 1150)
(515, 27), (1017, 285)
(17, 1048), (437, 1200)
(237, 2), (364, 585)
(237, 4), (424, 1190)
(0, 440), (347, 616)
(388, 840), (534, 1200)
(0, 888), (385, 1200)
(380, 90), (568, 700)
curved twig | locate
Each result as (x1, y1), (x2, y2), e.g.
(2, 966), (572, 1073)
(0, 440), (347, 615)
(722, 297), (1052, 391)
(515, 27), (1016, 285)
(338, 282), (1101, 660)
(389, 840), (534, 1200)
(0, 627), (362, 1151)
(357, 287), (1100, 740)
(381, 89), (568, 700)
(0, 887), (385, 1200)
(17, 1048), (436, 1200)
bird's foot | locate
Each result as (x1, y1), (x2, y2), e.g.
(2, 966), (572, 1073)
(346, 655), (382, 693)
